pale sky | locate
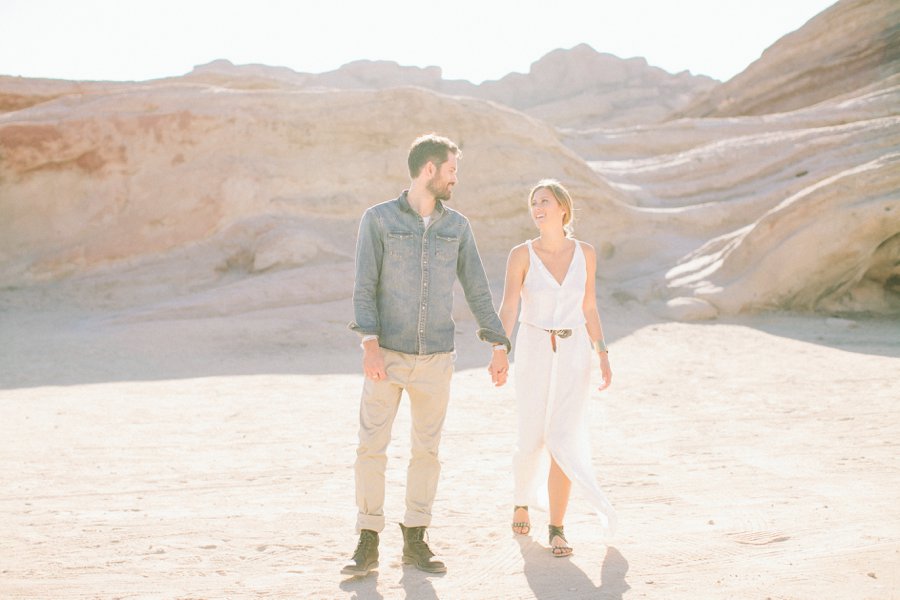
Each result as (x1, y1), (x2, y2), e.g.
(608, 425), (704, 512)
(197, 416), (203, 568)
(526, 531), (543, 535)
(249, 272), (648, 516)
(1, 0), (836, 83)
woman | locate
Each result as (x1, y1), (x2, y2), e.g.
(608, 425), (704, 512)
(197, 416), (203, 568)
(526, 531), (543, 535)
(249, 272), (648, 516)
(498, 179), (616, 557)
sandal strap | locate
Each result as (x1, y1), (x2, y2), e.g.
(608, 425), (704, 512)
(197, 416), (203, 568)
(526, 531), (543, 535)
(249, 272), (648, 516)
(548, 525), (567, 544)
(549, 525), (572, 556)
(512, 507), (531, 534)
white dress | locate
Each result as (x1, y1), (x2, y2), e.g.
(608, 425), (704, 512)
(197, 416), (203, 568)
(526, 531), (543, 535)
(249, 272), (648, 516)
(513, 239), (616, 536)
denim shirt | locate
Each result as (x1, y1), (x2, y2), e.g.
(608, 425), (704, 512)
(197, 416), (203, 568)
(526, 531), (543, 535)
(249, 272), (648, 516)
(349, 191), (511, 355)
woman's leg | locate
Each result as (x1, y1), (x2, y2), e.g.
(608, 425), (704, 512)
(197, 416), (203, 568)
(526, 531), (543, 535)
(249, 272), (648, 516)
(548, 457), (573, 556)
(545, 328), (617, 537)
(548, 457), (571, 527)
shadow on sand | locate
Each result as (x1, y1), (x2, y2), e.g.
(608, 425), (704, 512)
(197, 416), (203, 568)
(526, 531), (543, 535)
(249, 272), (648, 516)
(339, 571), (385, 600)
(3, 279), (896, 390)
(338, 564), (443, 600)
(518, 537), (630, 599)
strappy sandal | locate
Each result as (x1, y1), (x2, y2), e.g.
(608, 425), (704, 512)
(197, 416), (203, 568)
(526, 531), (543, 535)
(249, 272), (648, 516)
(511, 505), (531, 535)
(548, 524), (573, 557)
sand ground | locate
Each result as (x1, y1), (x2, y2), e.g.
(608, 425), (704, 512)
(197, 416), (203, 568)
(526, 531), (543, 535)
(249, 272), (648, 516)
(1, 295), (899, 599)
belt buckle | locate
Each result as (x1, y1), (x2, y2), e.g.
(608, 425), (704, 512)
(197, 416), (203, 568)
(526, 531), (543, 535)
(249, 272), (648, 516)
(548, 328), (572, 353)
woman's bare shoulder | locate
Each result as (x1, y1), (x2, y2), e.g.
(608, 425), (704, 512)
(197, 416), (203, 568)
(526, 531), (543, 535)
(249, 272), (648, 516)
(509, 242), (532, 257)
(575, 239), (596, 257)
(507, 242), (530, 268)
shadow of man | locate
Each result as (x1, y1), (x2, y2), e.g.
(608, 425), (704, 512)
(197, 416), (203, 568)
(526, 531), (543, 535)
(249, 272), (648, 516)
(400, 564), (443, 599)
(518, 537), (629, 599)
(339, 571), (385, 600)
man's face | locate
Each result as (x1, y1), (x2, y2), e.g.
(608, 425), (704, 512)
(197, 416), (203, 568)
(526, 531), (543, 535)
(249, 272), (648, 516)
(426, 153), (458, 201)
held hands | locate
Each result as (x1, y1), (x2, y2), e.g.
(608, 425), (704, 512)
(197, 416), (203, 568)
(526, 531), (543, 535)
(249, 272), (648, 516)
(488, 347), (509, 387)
(597, 351), (612, 391)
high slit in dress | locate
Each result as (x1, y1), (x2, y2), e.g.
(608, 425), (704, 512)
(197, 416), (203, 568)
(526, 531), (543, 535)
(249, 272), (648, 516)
(513, 239), (616, 536)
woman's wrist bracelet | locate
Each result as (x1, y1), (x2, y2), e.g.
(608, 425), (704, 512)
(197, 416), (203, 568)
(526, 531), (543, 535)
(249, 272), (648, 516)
(592, 339), (608, 354)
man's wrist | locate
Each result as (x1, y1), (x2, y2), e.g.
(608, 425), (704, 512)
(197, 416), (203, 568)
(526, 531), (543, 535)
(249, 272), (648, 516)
(360, 335), (379, 350)
(492, 344), (508, 354)
(592, 339), (608, 354)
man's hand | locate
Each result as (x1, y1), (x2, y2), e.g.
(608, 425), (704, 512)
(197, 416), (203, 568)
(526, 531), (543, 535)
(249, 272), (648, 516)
(362, 339), (387, 381)
(488, 347), (509, 387)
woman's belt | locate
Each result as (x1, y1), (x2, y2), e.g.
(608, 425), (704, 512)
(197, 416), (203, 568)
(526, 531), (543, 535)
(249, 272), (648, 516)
(545, 328), (572, 352)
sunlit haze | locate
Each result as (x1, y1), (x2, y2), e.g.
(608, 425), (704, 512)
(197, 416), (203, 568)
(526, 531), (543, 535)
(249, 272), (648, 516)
(1, 0), (836, 83)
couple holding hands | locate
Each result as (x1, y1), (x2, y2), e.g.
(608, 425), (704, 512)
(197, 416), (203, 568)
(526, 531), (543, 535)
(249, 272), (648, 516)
(343, 134), (616, 576)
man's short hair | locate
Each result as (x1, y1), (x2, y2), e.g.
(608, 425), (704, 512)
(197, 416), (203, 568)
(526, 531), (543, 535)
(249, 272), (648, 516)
(407, 134), (461, 178)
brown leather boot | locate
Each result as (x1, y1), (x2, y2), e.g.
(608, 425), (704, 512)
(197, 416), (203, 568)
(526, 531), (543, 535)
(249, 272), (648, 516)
(340, 529), (379, 575)
(400, 523), (446, 573)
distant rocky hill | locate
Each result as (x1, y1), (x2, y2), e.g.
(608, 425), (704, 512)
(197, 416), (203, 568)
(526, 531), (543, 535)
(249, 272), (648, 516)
(182, 44), (717, 129)
(471, 45), (717, 129)
(1, 45), (715, 132)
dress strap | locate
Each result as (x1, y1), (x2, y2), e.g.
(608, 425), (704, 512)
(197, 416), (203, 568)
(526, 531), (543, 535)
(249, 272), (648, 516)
(524, 239), (535, 267)
(574, 240), (585, 269)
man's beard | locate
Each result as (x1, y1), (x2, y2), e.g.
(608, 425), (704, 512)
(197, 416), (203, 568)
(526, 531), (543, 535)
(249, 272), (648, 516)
(427, 175), (453, 201)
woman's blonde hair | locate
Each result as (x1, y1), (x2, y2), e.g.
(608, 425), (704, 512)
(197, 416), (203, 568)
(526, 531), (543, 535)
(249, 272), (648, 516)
(529, 179), (575, 238)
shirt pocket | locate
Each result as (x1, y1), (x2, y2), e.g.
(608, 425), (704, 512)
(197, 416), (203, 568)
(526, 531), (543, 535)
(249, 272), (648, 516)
(435, 234), (460, 264)
(387, 231), (417, 259)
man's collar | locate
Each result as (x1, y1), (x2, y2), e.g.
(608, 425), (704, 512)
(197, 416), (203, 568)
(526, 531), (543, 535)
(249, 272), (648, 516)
(398, 190), (415, 214)
(398, 190), (444, 217)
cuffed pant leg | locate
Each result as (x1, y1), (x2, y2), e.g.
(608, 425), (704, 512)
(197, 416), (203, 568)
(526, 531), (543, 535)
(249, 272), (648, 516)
(354, 351), (405, 533)
(402, 352), (454, 528)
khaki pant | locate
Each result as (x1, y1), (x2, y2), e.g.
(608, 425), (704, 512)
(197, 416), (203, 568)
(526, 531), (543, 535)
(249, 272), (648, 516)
(354, 348), (454, 533)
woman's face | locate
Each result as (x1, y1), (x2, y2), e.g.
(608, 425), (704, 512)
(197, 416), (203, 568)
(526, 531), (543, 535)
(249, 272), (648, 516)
(530, 188), (565, 229)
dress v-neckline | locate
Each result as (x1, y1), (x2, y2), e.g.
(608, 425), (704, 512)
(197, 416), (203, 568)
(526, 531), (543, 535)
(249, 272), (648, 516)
(529, 239), (578, 287)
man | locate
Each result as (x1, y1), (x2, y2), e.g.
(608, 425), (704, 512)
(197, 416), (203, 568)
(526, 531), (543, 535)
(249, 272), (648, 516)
(343, 134), (510, 575)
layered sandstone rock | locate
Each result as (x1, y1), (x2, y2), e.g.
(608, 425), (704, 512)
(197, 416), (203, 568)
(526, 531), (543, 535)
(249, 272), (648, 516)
(676, 0), (900, 118)
(0, 85), (631, 302)
(1, 0), (896, 319)
(574, 84), (900, 315)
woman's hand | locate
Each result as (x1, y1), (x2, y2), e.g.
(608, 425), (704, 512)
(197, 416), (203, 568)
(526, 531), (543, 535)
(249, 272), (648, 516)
(488, 348), (509, 387)
(597, 351), (612, 391)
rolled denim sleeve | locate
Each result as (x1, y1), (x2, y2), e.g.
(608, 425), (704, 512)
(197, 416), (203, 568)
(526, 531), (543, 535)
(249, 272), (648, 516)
(456, 220), (511, 352)
(348, 209), (383, 337)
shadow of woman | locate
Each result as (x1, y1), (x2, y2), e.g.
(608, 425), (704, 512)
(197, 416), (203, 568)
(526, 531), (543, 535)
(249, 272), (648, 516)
(518, 537), (629, 599)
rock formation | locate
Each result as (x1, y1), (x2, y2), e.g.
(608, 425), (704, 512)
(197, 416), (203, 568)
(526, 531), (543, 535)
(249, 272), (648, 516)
(562, 0), (900, 317)
(0, 85), (633, 318)
(676, 0), (900, 118)
(1, 0), (897, 320)
(178, 43), (716, 130)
